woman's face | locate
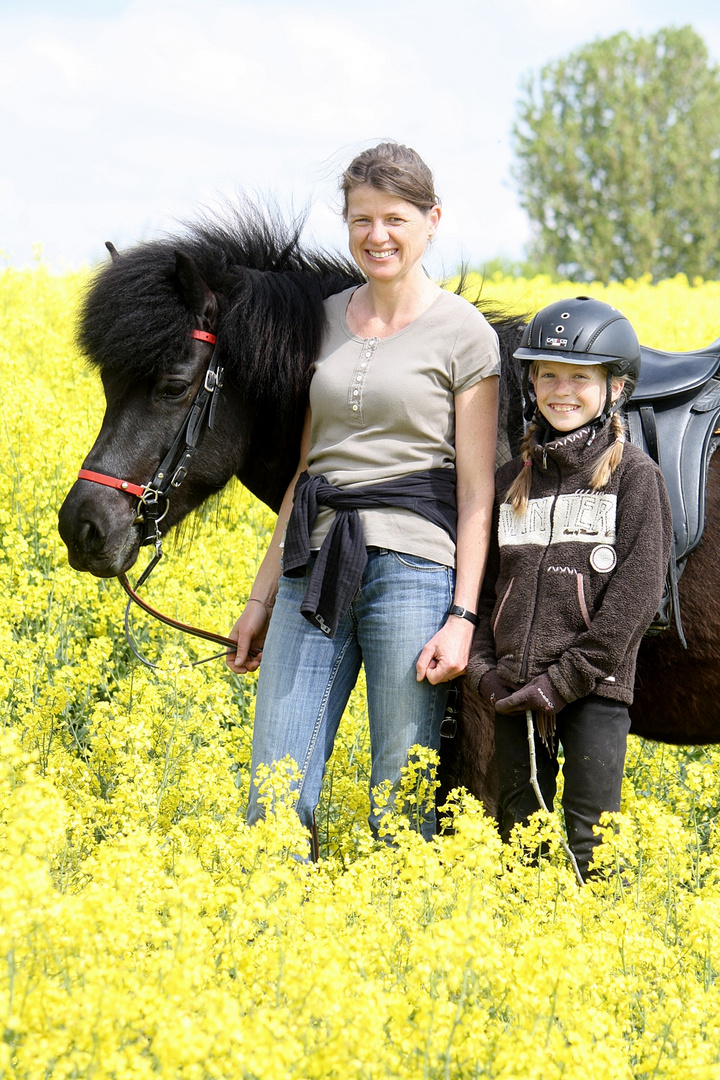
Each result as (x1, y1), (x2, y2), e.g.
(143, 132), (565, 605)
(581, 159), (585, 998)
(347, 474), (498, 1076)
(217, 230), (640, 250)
(532, 361), (624, 431)
(345, 185), (440, 286)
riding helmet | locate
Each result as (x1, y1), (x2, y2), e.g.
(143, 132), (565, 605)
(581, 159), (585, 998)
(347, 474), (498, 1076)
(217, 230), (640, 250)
(513, 296), (641, 382)
(514, 296), (641, 421)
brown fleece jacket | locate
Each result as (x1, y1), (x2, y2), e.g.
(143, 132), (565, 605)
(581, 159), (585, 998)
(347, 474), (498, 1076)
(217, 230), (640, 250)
(468, 419), (673, 706)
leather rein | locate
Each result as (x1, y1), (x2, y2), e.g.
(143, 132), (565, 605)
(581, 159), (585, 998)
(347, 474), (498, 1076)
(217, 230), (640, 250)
(78, 328), (239, 667)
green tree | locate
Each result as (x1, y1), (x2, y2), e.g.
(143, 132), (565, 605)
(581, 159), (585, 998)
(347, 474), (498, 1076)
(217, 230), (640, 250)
(512, 26), (720, 282)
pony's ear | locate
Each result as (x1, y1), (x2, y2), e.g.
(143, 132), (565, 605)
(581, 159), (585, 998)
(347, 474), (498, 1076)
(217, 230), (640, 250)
(105, 241), (121, 263)
(173, 250), (218, 326)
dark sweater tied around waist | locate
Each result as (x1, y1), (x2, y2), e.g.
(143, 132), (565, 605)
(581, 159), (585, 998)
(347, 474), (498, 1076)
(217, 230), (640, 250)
(282, 469), (458, 638)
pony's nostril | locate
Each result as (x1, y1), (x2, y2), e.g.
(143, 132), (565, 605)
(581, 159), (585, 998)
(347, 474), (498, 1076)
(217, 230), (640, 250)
(77, 517), (104, 553)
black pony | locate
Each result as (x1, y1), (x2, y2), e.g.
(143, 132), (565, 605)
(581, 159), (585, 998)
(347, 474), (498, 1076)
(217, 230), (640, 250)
(63, 207), (362, 577)
(58, 205), (720, 813)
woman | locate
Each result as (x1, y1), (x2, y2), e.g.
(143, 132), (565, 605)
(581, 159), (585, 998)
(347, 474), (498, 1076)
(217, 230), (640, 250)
(227, 142), (500, 853)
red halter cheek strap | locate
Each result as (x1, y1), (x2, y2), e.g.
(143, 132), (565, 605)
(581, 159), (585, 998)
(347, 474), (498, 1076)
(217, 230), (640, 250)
(76, 329), (218, 498)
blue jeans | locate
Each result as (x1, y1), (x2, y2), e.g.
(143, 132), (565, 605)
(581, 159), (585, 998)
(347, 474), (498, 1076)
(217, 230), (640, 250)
(247, 548), (454, 845)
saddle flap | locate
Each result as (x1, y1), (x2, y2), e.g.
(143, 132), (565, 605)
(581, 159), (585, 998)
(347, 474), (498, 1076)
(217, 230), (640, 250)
(634, 341), (720, 401)
(627, 391), (720, 563)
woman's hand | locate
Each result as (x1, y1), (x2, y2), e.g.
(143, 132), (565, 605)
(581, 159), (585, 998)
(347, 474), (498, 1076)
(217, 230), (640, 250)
(225, 601), (271, 675)
(416, 617), (475, 685)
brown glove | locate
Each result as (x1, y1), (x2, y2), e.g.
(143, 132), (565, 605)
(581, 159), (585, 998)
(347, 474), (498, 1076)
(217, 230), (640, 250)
(494, 673), (567, 716)
(478, 669), (514, 709)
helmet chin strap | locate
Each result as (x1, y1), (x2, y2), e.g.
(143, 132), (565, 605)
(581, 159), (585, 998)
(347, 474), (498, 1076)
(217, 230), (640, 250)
(598, 370), (615, 424)
(521, 366), (536, 423)
(601, 370), (626, 423)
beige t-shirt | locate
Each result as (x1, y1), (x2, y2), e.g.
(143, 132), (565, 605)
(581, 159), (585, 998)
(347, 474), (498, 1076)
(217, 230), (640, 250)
(306, 286), (501, 566)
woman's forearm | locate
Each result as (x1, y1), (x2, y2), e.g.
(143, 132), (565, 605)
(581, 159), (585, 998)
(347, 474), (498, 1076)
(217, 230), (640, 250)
(452, 374), (499, 613)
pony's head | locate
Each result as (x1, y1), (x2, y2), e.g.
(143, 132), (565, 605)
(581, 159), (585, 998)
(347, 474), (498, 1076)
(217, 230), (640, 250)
(59, 244), (230, 576)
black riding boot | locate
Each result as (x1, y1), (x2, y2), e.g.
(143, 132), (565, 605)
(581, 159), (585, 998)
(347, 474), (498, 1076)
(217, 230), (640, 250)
(494, 695), (630, 880)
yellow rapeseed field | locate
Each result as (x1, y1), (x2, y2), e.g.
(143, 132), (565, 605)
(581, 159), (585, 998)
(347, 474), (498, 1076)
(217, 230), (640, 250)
(3, 265), (720, 1078)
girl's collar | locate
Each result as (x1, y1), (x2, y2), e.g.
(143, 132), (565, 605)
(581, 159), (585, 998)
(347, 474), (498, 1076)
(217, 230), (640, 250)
(535, 411), (609, 446)
(530, 413), (615, 466)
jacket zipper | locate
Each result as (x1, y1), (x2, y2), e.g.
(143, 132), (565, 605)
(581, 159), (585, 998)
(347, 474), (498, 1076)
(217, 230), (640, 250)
(519, 449), (558, 683)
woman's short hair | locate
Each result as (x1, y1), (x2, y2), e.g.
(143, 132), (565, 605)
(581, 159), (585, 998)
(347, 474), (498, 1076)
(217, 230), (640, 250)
(340, 142), (439, 217)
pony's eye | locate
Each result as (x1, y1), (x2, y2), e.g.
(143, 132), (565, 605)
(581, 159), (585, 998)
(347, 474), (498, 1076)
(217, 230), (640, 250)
(160, 381), (188, 399)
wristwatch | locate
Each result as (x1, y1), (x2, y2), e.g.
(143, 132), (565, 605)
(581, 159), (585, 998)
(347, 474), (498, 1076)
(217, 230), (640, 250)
(446, 604), (480, 627)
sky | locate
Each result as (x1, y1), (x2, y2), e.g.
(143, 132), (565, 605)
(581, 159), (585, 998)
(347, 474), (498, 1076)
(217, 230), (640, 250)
(2, 0), (720, 276)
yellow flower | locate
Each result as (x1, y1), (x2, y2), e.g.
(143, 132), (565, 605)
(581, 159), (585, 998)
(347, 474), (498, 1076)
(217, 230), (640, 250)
(4, 265), (720, 1076)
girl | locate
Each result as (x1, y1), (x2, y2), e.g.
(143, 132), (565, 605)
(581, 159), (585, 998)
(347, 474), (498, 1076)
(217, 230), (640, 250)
(468, 296), (672, 880)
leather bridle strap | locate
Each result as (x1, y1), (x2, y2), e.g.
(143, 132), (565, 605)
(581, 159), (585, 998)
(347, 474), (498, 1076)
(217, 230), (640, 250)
(77, 327), (220, 513)
(143, 340), (224, 507)
(118, 571), (238, 652)
(75, 328), (247, 666)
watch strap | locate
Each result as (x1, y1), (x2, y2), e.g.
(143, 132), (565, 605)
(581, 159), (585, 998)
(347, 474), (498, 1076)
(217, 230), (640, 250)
(446, 604), (480, 627)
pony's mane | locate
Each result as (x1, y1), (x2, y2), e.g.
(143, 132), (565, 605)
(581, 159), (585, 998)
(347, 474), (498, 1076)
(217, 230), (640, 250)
(478, 300), (527, 456)
(77, 202), (363, 423)
(451, 275), (528, 457)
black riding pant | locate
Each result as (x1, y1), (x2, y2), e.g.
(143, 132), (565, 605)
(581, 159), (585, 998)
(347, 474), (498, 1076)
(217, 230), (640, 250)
(493, 695), (631, 880)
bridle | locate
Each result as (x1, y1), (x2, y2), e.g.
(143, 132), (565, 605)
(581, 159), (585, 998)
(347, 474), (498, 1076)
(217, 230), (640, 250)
(77, 328), (240, 666)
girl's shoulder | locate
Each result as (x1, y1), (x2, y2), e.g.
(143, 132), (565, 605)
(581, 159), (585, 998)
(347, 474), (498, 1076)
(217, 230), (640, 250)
(615, 442), (671, 522)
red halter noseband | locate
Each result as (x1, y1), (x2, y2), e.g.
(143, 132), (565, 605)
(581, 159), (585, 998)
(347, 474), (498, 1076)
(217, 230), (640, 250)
(77, 471), (146, 497)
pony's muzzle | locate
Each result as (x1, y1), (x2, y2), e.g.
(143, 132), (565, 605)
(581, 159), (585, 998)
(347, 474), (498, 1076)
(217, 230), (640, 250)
(58, 480), (142, 576)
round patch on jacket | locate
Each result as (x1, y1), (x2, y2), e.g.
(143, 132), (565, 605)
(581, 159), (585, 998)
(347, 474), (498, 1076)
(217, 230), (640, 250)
(589, 544), (617, 572)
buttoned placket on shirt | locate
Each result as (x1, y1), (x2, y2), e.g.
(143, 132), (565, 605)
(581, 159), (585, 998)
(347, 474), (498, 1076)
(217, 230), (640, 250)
(348, 336), (379, 423)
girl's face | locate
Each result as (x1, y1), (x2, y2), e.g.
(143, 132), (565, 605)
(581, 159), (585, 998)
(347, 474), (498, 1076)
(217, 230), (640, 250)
(345, 185), (440, 286)
(532, 361), (624, 431)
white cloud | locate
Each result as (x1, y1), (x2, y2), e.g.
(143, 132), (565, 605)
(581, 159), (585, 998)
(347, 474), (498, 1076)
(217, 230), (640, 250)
(1, 2), (449, 136)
